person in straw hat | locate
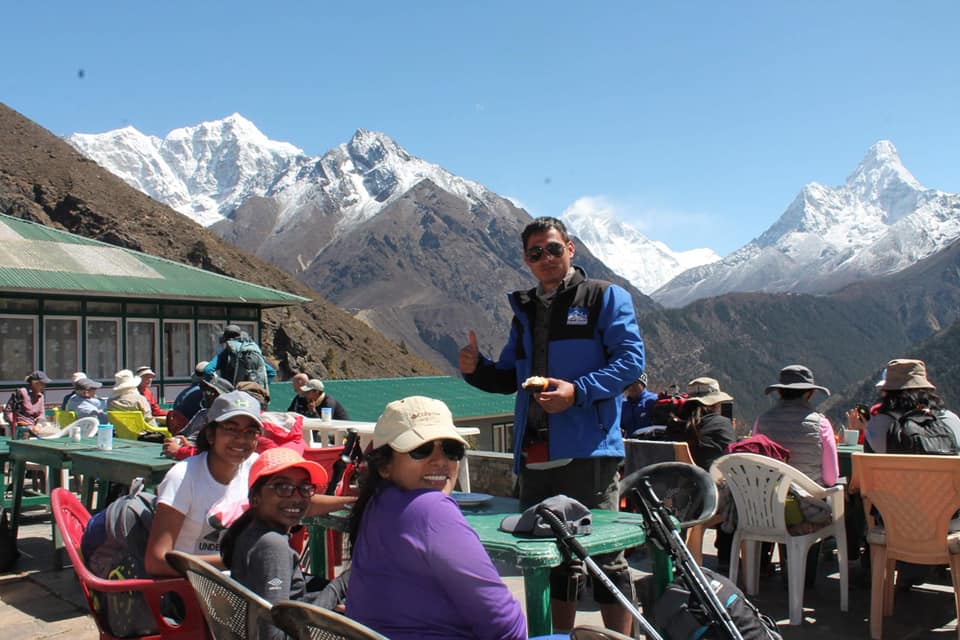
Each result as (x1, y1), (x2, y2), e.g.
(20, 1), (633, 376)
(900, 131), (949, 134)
(864, 358), (960, 454)
(667, 377), (735, 471)
(106, 368), (157, 426)
(346, 396), (526, 640)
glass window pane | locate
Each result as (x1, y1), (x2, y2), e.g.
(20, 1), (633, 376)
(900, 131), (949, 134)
(44, 300), (82, 313)
(162, 304), (193, 318)
(0, 298), (39, 312)
(197, 321), (223, 361)
(197, 305), (226, 319)
(127, 303), (159, 316)
(86, 319), (119, 379)
(232, 321), (258, 341)
(44, 317), (80, 379)
(87, 301), (123, 315)
(163, 321), (193, 377)
(126, 320), (157, 372)
(0, 316), (36, 382)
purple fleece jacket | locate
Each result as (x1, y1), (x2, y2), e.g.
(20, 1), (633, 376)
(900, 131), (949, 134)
(347, 485), (526, 640)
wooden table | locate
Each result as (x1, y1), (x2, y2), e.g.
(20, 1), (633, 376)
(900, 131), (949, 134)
(301, 418), (480, 492)
(306, 496), (649, 637)
(70, 445), (173, 511)
(7, 437), (160, 569)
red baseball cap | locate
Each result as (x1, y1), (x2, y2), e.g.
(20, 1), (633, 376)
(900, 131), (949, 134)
(248, 447), (328, 490)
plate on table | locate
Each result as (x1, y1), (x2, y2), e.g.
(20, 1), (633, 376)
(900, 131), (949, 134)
(451, 492), (494, 507)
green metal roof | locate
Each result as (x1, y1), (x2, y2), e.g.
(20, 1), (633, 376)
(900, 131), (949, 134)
(269, 376), (516, 422)
(0, 214), (308, 306)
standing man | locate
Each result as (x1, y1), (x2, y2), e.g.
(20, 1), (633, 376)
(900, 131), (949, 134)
(459, 216), (644, 635)
(620, 372), (658, 437)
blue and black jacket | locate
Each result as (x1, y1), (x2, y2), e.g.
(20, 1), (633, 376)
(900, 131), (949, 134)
(465, 267), (644, 473)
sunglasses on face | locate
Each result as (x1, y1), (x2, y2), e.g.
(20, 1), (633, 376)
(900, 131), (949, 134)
(407, 439), (466, 461)
(264, 482), (317, 498)
(524, 241), (566, 263)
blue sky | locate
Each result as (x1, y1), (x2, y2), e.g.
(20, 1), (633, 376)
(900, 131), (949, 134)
(3, 1), (957, 255)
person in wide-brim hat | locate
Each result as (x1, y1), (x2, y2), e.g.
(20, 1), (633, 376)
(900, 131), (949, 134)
(685, 377), (734, 406)
(764, 364), (830, 396)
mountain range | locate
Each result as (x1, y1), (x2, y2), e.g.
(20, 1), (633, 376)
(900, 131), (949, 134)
(68, 115), (658, 373)
(45, 108), (960, 424)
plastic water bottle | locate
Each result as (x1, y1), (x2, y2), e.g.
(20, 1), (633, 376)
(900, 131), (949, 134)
(97, 424), (114, 450)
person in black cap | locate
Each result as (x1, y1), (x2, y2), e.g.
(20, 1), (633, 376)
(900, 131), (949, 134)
(754, 364), (838, 488)
(3, 370), (52, 436)
(619, 372), (658, 436)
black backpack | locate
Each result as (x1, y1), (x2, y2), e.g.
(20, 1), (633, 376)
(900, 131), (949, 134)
(653, 567), (783, 640)
(885, 410), (960, 455)
(81, 483), (158, 637)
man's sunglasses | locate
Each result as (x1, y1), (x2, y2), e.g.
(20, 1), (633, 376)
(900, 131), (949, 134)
(264, 482), (318, 498)
(525, 241), (566, 263)
(407, 439), (466, 461)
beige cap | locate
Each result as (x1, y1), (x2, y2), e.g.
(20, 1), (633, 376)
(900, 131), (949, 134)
(685, 377), (734, 406)
(373, 396), (469, 453)
(882, 358), (935, 391)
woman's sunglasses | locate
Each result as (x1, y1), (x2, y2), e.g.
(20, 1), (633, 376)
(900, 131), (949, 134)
(407, 439), (466, 461)
(525, 241), (566, 263)
(264, 482), (318, 498)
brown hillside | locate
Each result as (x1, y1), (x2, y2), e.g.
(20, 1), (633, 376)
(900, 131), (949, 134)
(0, 102), (438, 380)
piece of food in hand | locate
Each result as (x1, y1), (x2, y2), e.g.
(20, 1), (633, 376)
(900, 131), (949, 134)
(522, 376), (549, 392)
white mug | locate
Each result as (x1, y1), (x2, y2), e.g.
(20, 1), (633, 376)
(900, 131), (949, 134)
(843, 429), (860, 445)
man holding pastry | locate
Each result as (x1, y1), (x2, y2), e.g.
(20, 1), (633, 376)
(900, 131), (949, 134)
(459, 216), (644, 635)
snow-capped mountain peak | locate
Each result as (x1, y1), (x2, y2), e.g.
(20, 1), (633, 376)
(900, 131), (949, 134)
(561, 199), (719, 293)
(652, 139), (960, 307)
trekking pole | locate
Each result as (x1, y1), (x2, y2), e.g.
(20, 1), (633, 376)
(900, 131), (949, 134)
(536, 505), (665, 640)
(632, 478), (745, 640)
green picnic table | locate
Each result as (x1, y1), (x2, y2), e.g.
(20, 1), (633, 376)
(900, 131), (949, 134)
(70, 446), (174, 511)
(306, 496), (654, 637)
(7, 437), (162, 569)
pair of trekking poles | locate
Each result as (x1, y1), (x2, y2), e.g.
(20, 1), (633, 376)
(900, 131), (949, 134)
(537, 468), (745, 640)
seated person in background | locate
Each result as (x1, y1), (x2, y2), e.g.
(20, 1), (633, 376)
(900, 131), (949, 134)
(844, 404), (870, 445)
(754, 364), (838, 487)
(135, 366), (167, 418)
(290, 379), (349, 420)
(665, 377), (735, 470)
(66, 377), (108, 423)
(347, 396), (526, 640)
(163, 376), (234, 460)
(3, 370), (52, 437)
(285, 373), (309, 411)
(220, 448), (348, 640)
(864, 358), (960, 454)
(60, 371), (87, 410)
(665, 377), (736, 570)
(619, 372), (658, 437)
(107, 369), (157, 426)
(146, 391), (263, 577)
(170, 361), (209, 424)
(237, 381), (306, 455)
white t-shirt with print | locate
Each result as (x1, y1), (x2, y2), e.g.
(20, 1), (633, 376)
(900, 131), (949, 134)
(157, 451), (258, 555)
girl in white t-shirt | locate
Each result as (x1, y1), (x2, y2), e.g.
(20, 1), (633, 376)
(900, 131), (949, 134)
(145, 390), (263, 577)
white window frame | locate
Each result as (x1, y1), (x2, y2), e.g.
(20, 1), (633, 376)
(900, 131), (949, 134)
(85, 317), (121, 381)
(43, 315), (82, 381)
(0, 314), (38, 384)
(125, 318), (159, 372)
(197, 320), (224, 362)
(162, 319), (194, 378)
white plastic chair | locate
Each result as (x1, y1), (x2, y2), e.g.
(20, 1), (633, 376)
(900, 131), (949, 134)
(39, 417), (100, 439)
(711, 452), (849, 625)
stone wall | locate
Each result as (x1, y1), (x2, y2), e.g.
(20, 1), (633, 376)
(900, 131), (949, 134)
(465, 450), (516, 497)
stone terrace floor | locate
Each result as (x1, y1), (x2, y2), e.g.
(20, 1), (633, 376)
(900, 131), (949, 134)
(1, 510), (957, 639)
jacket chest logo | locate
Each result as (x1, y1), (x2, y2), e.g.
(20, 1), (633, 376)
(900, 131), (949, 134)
(566, 307), (589, 326)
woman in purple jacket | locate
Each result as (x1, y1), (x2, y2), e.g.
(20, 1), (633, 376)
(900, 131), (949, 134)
(346, 396), (526, 640)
